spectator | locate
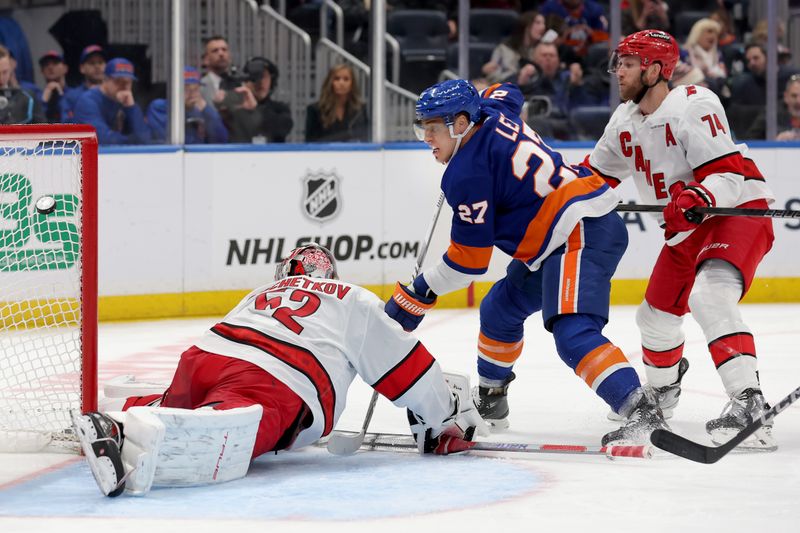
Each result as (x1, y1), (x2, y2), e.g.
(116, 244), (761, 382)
(0, 45), (44, 124)
(199, 35), (246, 114)
(38, 50), (73, 122)
(515, 41), (562, 97)
(685, 18), (726, 94)
(73, 58), (151, 145)
(710, 5), (736, 47)
(7, 50), (41, 102)
(306, 63), (368, 143)
(227, 57), (293, 143)
(621, 0), (669, 36)
(62, 45), (106, 122)
(728, 42), (767, 106)
(746, 75), (800, 140)
(482, 11), (547, 84)
(538, 0), (609, 57)
(515, 41), (603, 114)
(146, 66), (228, 144)
(750, 19), (792, 66)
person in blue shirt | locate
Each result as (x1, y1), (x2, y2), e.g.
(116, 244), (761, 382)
(384, 79), (668, 446)
(38, 50), (76, 122)
(73, 57), (151, 145)
(146, 66), (228, 144)
(62, 45), (106, 122)
(539, 0), (609, 58)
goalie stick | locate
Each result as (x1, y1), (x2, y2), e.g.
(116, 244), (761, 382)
(615, 203), (800, 219)
(327, 192), (447, 456)
(323, 431), (653, 459)
(650, 384), (800, 464)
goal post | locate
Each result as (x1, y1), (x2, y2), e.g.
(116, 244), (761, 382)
(0, 124), (98, 452)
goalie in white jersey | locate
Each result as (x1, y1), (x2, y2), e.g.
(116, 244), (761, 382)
(584, 30), (776, 450)
(71, 244), (485, 497)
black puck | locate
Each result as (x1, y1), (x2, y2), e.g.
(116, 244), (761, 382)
(35, 196), (57, 215)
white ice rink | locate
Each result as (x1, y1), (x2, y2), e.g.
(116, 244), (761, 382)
(2, 304), (799, 533)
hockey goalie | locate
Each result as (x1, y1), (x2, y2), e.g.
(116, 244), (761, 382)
(72, 244), (487, 497)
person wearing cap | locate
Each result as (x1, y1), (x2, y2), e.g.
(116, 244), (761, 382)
(227, 57), (293, 143)
(0, 44), (44, 124)
(146, 66), (228, 144)
(62, 45), (106, 122)
(39, 50), (74, 122)
(73, 57), (151, 145)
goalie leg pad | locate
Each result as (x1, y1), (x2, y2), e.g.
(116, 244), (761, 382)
(121, 404), (262, 495)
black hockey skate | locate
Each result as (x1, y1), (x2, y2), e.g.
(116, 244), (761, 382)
(602, 389), (669, 446)
(607, 358), (689, 421)
(472, 373), (515, 430)
(70, 410), (128, 497)
(706, 388), (777, 451)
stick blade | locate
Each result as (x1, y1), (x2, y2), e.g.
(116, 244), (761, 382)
(326, 433), (365, 456)
(650, 429), (719, 464)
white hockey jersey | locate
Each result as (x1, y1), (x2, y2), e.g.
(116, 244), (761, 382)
(588, 84), (773, 231)
(193, 276), (454, 450)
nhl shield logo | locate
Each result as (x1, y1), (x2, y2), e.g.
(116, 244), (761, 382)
(302, 170), (341, 222)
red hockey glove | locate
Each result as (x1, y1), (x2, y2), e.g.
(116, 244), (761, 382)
(662, 181), (712, 235)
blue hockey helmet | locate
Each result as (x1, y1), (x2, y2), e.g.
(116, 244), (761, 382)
(415, 79), (482, 128)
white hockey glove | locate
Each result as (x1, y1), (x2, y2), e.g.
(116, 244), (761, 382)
(407, 371), (490, 455)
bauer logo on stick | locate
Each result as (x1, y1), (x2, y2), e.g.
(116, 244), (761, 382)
(301, 170), (341, 223)
(35, 195), (57, 215)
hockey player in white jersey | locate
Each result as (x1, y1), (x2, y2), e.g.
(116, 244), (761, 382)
(584, 29), (776, 450)
(71, 244), (486, 497)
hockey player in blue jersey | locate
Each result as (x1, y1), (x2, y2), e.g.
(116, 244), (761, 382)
(385, 79), (666, 445)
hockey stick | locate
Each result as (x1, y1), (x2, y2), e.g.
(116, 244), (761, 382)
(615, 203), (800, 218)
(327, 192), (447, 456)
(326, 389), (379, 456)
(324, 431), (653, 459)
(650, 384), (800, 464)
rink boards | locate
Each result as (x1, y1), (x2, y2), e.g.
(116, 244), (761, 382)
(94, 143), (800, 320)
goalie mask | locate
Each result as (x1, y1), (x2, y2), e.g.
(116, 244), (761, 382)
(275, 244), (338, 281)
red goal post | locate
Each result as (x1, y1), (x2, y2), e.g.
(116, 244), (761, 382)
(0, 124), (97, 452)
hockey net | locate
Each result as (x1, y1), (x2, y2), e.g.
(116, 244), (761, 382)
(0, 125), (97, 453)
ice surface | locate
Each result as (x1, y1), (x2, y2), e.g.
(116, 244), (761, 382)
(2, 305), (799, 533)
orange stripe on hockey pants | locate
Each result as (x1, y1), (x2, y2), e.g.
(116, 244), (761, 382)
(574, 342), (630, 391)
(559, 223), (584, 314)
(477, 331), (524, 365)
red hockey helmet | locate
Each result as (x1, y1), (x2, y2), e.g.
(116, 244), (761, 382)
(609, 30), (680, 81)
(275, 244), (338, 281)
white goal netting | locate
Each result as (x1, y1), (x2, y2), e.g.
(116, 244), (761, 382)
(0, 134), (96, 453)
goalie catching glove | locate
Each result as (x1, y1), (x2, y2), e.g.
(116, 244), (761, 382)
(663, 181), (713, 235)
(384, 276), (437, 332)
(407, 372), (489, 455)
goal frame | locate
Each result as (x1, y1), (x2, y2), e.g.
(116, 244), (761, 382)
(0, 124), (98, 417)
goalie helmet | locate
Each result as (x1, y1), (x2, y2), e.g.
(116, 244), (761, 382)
(275, 244), (338, 281)
(609, 29), (679, 81)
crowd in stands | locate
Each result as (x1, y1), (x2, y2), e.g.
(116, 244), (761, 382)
(1, 1), (799, 144)
(0, 29), (369, 146)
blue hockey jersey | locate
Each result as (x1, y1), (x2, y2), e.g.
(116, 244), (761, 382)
(423, 83), (620, 295)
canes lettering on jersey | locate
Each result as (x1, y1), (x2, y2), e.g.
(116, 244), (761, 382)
(589, 84), (773, 220)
